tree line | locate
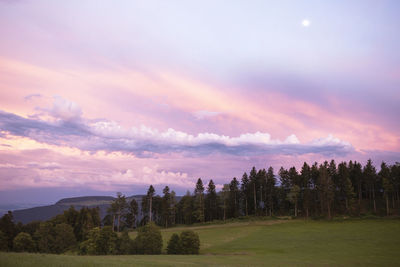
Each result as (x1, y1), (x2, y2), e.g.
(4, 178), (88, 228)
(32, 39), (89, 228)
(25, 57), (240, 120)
(116, 159), (399, 229)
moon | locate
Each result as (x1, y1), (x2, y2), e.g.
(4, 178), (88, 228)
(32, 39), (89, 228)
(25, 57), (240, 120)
(302, 19), (311, 27)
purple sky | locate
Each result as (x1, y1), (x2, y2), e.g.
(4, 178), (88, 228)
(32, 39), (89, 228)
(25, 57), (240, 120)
(0, 0), (399, 204)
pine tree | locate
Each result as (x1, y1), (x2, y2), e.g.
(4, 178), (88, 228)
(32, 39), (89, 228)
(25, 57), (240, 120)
(240, 173), (250, 216)
(162, 186), (171, 227)
(194, 178), (205, 223)
(229, 177), (240, 218)
(266, 167), (276, 216)
(300, 162), (312, 218)
(249, 167), (258, 215)
(147, 185), (155, 222)
(206, 180), (218, 221)
(126, 199), (138, 229)
(364, 159), (377, 213)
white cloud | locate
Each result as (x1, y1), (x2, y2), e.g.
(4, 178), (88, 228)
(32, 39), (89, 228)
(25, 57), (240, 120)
(49, 96), (82, 121)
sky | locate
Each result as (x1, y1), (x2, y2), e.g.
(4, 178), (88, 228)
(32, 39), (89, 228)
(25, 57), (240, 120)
(0, 0), (399, 205)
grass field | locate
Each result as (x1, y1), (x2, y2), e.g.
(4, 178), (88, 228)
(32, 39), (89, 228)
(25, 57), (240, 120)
(1, 218), (399, 266)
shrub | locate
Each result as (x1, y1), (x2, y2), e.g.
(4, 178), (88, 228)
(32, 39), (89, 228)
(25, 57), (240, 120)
(180, 230), (200, 254)
(167, 233), (181, 254)
(135, 222), (162, 254)
(13, 232), (35, 252)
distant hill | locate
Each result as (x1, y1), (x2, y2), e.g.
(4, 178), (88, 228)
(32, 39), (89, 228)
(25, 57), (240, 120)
(12, 195), (146, 224)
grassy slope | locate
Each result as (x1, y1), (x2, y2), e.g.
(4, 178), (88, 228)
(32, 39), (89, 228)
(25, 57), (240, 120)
(1, 219), (399, 266)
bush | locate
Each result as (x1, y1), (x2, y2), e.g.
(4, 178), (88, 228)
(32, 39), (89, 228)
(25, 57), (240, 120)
(180, 230), (200, 254)
(13, 232), (35, 252)
(167, 233), (181, 254)
(135, 222), (162, 254)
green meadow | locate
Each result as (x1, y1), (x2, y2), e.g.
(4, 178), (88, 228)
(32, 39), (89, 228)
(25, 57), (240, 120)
(1, 218), (399, 266)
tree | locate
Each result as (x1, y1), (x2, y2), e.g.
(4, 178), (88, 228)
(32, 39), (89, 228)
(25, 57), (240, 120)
(194, 178), (205, 223)
(162, 186), (172, 227)
(170, 191), (177, 226)
(177, 191), (194, 225)
(349, 161), (363, 207)
(125, 199), (139, 229)
(75, 207), (100, 241)
(240, 173), (250, 216)
(79, 226), (118, 255)
(206, 180), (218, 221)
(338, 162), (355, 214)
(380, 162), (393, 216)
(53, 223), (77, 253)
(13, 232), (35, 252)
(318, 164), (335, 219)
(135, 223), (162, 254)
(229, 177), (240, 218)
(0, 211), (16, 251)
(279, 167), (291, 213)
(221, 184), (230, 221)
(287, 185), (300, 217)
(147, 185), (155, 222)
(118, 230), (134, 255)
(249, 167), (258, 214)
(114, 193), (128, 232)
(167, 233), (181, 254)
(35, 221), (55, 253)
(300, 163), (312, 218)
(0, 231), (8, 251)
(364, 159), (378, 213)
(180, 230), (200, 254)
(266, 167), (276, 216)
(390, 163), (400, 209)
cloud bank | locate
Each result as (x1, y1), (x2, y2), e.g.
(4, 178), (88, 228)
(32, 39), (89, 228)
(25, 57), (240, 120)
(0, 105), (353, 157)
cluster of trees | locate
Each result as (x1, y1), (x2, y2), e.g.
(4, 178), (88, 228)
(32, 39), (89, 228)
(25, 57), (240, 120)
(0, 207), (199, 255)
(0, 206), (100, 253)
(137, 160), (399, 228)
(103, 192), (139, 231)
(79, 223), (163, 255)
(167, 231), (200, 254)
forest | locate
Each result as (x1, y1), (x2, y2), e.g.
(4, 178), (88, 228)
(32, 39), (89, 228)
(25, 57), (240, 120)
(0, 159), (399, 255)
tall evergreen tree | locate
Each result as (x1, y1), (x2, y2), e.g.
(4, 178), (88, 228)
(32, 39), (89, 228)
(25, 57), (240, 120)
(162, 186), (172, 227)
(229, 177), (240, 218)
(300, 162), (312, 218)
(364, 159), (377, 213)
(125, 199), (138, 229)
(240, 173), (250, 216)
(249, 167), (258, 215)
(380, 162), (392, 216)
(147, 185), (155, 222)
(194, 178), (205, 223)
(205, 180), (218, 221)
(266, 167), (276, 216)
